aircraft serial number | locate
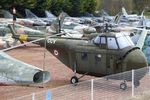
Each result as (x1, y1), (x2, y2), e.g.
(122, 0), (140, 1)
(47, 39), (57, 44)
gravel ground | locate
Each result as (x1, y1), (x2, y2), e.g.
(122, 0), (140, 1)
(0, 43), (93, 100)
(0, 43), (150, 100)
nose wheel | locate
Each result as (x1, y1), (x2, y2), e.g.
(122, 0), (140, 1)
(70, 76), (79, 84)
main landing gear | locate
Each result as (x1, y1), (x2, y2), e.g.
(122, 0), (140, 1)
(120, 80), (140, 90)
(70, 76), (78, 84)
(70, 64), (88, 85)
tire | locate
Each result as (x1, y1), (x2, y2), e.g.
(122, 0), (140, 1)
(120, 82), (127, 90)
(70, 76), (78, 84)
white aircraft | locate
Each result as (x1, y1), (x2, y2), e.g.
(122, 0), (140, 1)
(121, 7), (144, 22)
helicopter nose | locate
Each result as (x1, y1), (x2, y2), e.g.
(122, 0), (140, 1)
(123, 49), (148, 71)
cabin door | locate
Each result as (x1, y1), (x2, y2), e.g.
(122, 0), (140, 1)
(92, 53), (107, 75)
(75, 52), (90, 73)
(106, 54), (116, 74)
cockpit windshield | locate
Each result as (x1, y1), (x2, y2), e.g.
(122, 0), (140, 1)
(93, 33), (134, 49)
(117, 35), (134, 49)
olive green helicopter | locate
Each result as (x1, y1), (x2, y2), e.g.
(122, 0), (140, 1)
(8, 23), (148, 90)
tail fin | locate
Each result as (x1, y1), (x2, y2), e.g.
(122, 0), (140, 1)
(47, 12), (69, 33)
(1, 10), (13, 18)
(101, 9), (109, 16)
(8, 24), (24, 44)
(25, 9), (46, 25)
(8, 24), (16, 36)
(140, 10), (145, 18)
(122, 7), (128, 16)
(114, 12), (121, 24)
(137, 17), (146, 28)
(45, 10), (56, 18)
(25, 9), (38, 19)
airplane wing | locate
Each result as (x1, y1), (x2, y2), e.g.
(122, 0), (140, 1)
(0, 51), (50, 85)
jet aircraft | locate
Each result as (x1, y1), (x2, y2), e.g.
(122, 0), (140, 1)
(0, 51), (50, 86)
(0, 10), (48, 27)
(120, 7), (144, 22)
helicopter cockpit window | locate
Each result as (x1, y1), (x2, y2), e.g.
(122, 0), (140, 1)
(101, 37), (106, 44)
(117, 36), (134, 49)
(93, 36), (100, 44)
(107, 37), (118, 49)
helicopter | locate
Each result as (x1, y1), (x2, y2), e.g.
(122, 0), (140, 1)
(9, 23), (148, 90)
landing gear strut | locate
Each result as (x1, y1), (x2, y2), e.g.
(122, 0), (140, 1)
(120, 81), (127, 90)
(70, 62), (79, 85)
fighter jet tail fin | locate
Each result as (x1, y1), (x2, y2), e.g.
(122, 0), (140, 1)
(25, 9), (46, 25)
(45, 10), (56, 18)
(137, 17), (146, 28)
(122, 7), (128, 16)
(1, 10), (13, 18)
(101, 9), (109, 16)
(47, 12), (69, 34)
(114, 12), (121, 24)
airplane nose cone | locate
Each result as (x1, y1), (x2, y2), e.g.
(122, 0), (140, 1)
(123, 49), (148, 71)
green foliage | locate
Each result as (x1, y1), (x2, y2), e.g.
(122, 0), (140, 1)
(0, 0), (14, 9)
(48, 0), (72, 16)
(133, 0), (149, 14)
(69, 0), (96, 16)
(14, 0), (36, 9)
(0, 0), (97, 17)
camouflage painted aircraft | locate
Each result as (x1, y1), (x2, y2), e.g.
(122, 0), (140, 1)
(0, 10), (48, 27)
(0, 51), (50, 86)
(9, 24), (148, 90)
(0, 22), (45, 48)
(25, 9), (57, 26)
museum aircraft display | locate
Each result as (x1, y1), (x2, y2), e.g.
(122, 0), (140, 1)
(9, 24), (148, 90)
(121, 7), (144, 22)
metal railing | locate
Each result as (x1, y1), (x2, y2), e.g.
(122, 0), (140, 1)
(10, 67), (150, 100)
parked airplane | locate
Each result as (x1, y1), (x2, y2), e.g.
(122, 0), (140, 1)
(0, 51), (50, 86)
(25, 9), (56, 25)
(121, 7), (144, 22)
(9, 24), (148, 90)
(0, 10), (48, 27)
(0, 22), (46, 48)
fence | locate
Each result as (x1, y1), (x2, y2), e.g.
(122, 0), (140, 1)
(10, 67), (150, 100)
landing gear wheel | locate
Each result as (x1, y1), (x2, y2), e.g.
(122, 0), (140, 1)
(120, 82), (127, 90)
(70, 76), (78, 84)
